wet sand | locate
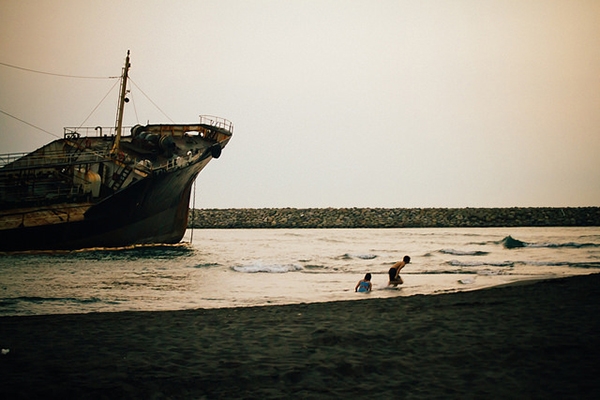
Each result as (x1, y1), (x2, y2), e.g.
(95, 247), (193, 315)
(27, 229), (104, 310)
(1, 273), (599, 399)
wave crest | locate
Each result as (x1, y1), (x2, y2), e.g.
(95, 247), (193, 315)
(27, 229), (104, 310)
(447, 260), (515, 267)
(440, 249), (489, 256)
(340, 253), (378, 260)
(500, 236), (527, 249)
(232, 262), (303, 273)
(500, 235), (600, 249)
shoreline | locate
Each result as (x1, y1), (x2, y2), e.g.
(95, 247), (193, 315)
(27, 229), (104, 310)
(1, 273), (599, 398)
(0, 268), (578, 318)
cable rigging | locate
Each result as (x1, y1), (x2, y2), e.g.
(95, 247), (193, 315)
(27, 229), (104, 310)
(75, 78), (120, 130)
(0, 61), (119, 79)
(1, 60), (176, 138)
(0, 109), (61, 139)
(129, 78), (175, 123)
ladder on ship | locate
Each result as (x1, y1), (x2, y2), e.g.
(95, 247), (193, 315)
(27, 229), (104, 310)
(111, 165), (133, 192)
(65, 139), (87, 164)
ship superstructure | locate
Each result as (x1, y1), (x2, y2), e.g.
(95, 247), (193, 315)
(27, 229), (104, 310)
(0, 51), (232, 251)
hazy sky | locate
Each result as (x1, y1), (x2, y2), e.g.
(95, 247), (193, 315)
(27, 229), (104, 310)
(1, 0), (599, 208)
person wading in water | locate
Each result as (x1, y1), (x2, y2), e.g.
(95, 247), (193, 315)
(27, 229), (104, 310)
(388, 255), (410, 287)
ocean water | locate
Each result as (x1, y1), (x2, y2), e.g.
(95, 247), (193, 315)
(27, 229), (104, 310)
(1, 227), (599, 316)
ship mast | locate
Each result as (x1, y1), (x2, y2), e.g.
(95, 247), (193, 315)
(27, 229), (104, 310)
(111, 50), (131, 154)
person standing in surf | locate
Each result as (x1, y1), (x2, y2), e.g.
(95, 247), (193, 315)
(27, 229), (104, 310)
(388, 255), (410, 286)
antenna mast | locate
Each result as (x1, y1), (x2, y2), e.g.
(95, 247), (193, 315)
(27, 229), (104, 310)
(111, 50), (130, 154)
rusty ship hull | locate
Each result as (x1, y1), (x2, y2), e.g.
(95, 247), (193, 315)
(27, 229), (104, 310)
(0, 120), (232, 252)
(0, 52), (232, 252)
(0, 152), (204, 251)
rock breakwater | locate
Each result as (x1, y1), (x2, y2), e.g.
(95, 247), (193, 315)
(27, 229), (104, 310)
(189, 207), (600, 229)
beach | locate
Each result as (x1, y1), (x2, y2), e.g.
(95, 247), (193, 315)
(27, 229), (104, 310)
(1, 273), (599, 399)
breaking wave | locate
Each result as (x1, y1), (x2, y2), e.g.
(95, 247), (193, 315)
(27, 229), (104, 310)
(232, 262), (303, 273)
(340, 253), (378, 260)
(350, 253), (378, 260)
(439, 249), (489, 256)
(500, 236), (527, 249)
(500, 235), (600, 250)
(190, 263), (221, 268)
(447, 260), (515, 267)
(527, 242), (600, 249)
(447, 259), (600, 269)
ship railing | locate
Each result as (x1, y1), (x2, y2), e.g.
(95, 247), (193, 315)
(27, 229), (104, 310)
(199, 115), (234, 134)
(0, 152), (30, 168)
(66, 120), (232, 139)
(63, 126), (133, 139)
(161, 153), (194, 173)
(0, 149), (110, 172)
(155, 146), (211, 173)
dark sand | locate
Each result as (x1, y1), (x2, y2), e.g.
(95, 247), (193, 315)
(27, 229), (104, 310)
(1, 274), (599, 399)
